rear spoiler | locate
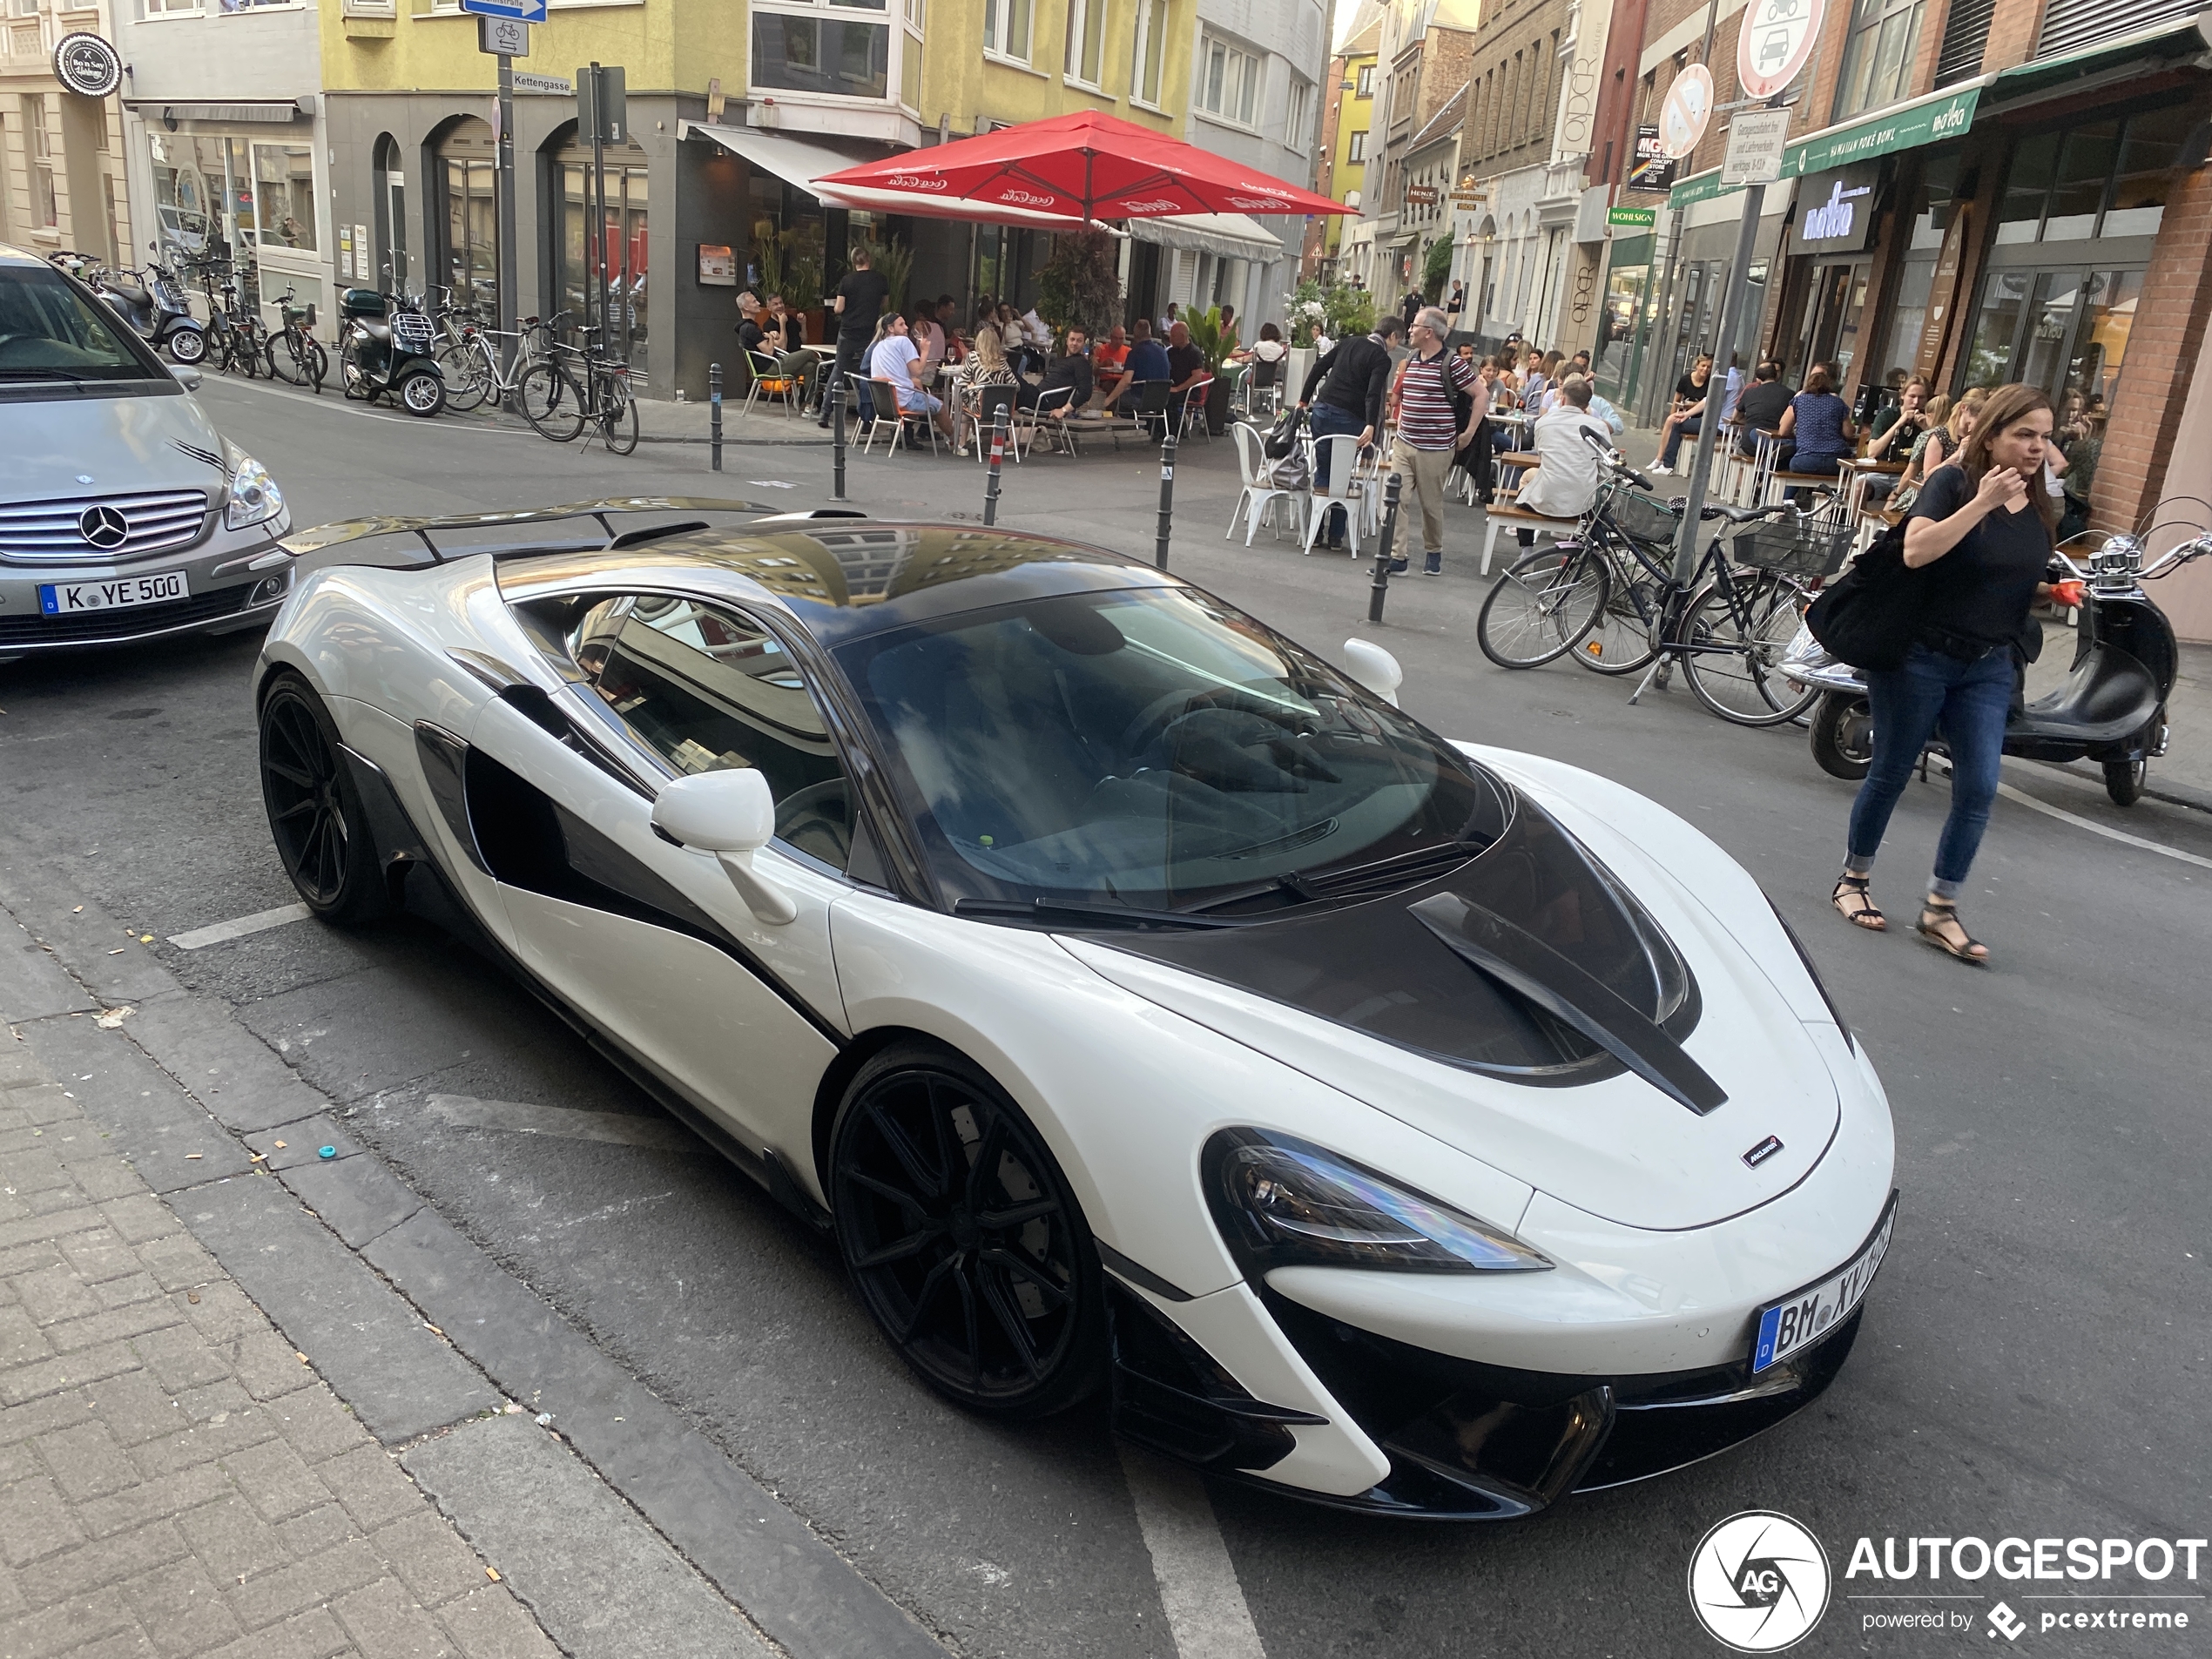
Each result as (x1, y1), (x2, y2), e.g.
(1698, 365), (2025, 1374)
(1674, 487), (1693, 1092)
(281, 498), (867, 564)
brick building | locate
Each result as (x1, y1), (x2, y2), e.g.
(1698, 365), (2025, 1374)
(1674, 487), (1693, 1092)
(1359, 0), (1480, 293)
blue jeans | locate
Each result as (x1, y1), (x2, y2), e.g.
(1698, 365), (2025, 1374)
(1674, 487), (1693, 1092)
(1659, 415), (1701, 468)
(1308, 401), (1365, 543)
(1845, 643), (2013, 900)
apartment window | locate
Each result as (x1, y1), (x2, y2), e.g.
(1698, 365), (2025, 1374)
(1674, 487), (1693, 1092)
(9, 0), (38, 14)
(752, 0), (893, 101)
(1286, 78), (1311, 149)
(983, 0), (1033, 64)
(1356, 64), (1374, 98)
(25, 96), (57, 230)
(1833, 0), (1925, 122)
(1198, 36), (1260, 126)
(1063, 0), (1105, 86)
(1347, 128), (1367, 163)
(1132, 0), (1168, 106)
(903, 0), (921, 22)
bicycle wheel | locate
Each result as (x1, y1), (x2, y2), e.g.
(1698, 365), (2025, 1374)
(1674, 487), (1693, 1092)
(1572, 543), (1664, 676)
(1477, 543), (1609, 669)
(264, 330), (305, 385)
(517, 360), (585, 442)
(595, 369), (638, 455)
(302, 336), (327, 393)
(1680, 572), (1820, 727)
(232, 325), (260, 378)
(439, 338), (492, 414)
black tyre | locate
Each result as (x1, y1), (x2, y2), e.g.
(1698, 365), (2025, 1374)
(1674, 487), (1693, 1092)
(398, 371), (446, 417)
(1811, 691), (1874, 780)
(2104, 756), (2145, 806)
(596, 371), (639, 455)
(259, 674), (391, 926)
(438, 338), (493, 414)
(166, 326), (208, 366)
(518, 360), (585, 442)
(1477, 543), (1608, 669)
(830, 1043), (1106, 1419)
(1680, 573), (1819, 726)
(1573, 557), (1662, 676)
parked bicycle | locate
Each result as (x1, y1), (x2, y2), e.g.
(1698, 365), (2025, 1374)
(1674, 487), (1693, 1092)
(186, 256), (262, 380)
(262, 286), (327, 392)
(520, 320), (638, 455)
(431, 299), (573, 433)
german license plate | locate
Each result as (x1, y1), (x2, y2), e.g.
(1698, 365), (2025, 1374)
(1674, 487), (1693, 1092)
(38, 570), (189, 615)
(1750, 1193), (1897, 1373)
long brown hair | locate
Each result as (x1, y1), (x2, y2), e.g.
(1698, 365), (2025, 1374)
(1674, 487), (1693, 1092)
(1959, 383), (2058, 543)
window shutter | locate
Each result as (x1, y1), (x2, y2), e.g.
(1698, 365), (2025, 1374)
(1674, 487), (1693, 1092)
(1934, 0), (1995, 84)
(2035, 0), (2202, 58)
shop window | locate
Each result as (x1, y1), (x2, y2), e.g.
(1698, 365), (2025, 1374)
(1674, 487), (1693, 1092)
(252, 142), (317, 253)
(1962, 271), (2026, 387)
(1993, 105), (2195, 246)
(1063, 0), (1105, 87)
(1834, 0), (1925, 119)
(982, 0), (1032, 64)
(1995, 132), (2058, 245)
(1199, 37), (1260, 127)
(2104, 103), (2196, 238)
(2066, 270), (2141, 419)
(437, 118), (498, 315)
(1131, 0), (1169, 107)
(556, 136), (650, 374)
(753, 0), (892, 100)
(2042, 124), (2119, 240)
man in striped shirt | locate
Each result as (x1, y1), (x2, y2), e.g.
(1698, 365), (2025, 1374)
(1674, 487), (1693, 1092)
(1389, 307), (1482, 575)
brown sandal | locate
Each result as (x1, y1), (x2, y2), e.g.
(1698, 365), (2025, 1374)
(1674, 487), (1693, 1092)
(1831, 874), (1885, 931)
(1916, 900), (1989, 964)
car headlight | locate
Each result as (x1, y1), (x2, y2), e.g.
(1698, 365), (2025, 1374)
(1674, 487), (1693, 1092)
(1204, 1130), (1551, 1275)
(223, 447), (285, 532)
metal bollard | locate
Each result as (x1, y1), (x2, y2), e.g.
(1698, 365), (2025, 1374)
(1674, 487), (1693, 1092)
(708, 362), (723, 472)
(1155, 430), (1178, 570)
(1368, 471), (1404, 623)
(982, 408), (1008, 526)
(832, 380), (847, 502)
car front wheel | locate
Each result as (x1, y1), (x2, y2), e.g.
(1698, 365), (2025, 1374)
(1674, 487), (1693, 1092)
(830, 1043), (1106, 1419)
(259, 672), (391, 926)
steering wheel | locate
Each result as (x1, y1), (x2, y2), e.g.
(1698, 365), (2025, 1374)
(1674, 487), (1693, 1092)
(1116, 685), (1305, 760)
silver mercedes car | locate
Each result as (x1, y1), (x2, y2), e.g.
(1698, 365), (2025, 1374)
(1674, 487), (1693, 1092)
(0, 243), (292, 662)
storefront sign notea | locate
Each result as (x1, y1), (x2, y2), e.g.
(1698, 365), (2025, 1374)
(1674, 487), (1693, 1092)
(1802, 181), (1871, 240)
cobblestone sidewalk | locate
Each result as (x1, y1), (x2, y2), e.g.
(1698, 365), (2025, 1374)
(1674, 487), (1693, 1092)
(0, 1030), (558, 1659)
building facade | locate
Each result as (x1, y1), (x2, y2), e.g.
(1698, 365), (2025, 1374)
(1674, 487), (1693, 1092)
(2, 0), (132, 266)
(1360, 0), (1475, 293)
(1303, 6), (1379, 280)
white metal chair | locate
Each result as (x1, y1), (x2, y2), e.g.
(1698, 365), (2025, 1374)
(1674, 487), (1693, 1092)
(1226, 422), (1307, 546)
(1175, 377), (1215, 443)
(1015, 383), (1076, 459)
(1302, 432), (1368, 558)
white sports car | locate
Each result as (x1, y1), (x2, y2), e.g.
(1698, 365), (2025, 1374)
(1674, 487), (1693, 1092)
(257, 502), (1896, 1519)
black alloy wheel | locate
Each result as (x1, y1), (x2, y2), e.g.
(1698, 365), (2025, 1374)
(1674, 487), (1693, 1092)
(1811, 691), (1875, 780)
(831, 1045), (1106, 1419)
(258, 674), (390, 926)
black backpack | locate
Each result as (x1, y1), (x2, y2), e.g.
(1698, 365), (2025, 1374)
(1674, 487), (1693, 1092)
(1804, 519), (1925, 671)
(1262, 404), (1305, 462)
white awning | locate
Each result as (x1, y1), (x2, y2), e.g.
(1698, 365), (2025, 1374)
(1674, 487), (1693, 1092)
(683, 122), (1073, 227)
(1126, 212), (1284, 261)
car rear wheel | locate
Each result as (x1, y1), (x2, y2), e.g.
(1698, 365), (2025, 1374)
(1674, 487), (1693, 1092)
(830, 1043), (1106, 1419)
(259, 673), (391, 926)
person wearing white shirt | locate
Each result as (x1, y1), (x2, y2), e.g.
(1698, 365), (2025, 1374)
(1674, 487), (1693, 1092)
(1513, 379), (1613, 528)
(868, 310), (955, 442)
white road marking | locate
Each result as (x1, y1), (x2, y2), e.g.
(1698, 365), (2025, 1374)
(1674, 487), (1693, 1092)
(1994, 783), (2212, 872)
(424, 1093), (692, 1151)
(1117, 1444), (1268, 1659)
(167, 903), (314, 949)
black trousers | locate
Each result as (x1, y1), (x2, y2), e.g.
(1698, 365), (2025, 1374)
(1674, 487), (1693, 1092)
(823, 335), (875, 425)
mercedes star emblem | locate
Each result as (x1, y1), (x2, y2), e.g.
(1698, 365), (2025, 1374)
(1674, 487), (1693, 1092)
(79, 505), (130, 550)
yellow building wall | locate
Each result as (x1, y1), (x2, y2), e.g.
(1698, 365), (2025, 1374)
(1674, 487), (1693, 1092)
(914, 0), (1195, 136)
(1323, 51), (1374, 255)
(324, 0), (745, 98)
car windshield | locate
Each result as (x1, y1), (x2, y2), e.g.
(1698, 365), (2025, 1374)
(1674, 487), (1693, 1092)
(0, 266), (161, 382)
(833, 584), (1507, 915)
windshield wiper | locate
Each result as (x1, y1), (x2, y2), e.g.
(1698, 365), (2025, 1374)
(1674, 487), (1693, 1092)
(954, 897), (1245, 931)
(1174, 838), (1488, 919)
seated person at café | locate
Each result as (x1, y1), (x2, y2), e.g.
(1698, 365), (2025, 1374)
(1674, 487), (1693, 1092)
(1103, 319), (1170, 420)
(1017, 326), (1094, 415)
(1775, 363), (1856, 483)
(1732, 361), (1794, 454)
(1165, 321), (1208, 399)
(869, 309), (957, 443)
(1092, 325), (1130, 397)
(1511, 379), (1614, 541)
(955, 327), (1019, 454)
(763, 294), (823, 410)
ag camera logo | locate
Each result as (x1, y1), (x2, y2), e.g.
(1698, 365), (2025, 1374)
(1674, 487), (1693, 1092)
(1689, 1511), (1832, 1652)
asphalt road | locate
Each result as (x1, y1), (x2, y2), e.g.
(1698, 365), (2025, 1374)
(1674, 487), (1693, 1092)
(4, 374), (2208, 1658)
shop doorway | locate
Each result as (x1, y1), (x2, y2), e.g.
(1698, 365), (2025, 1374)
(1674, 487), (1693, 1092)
(1959, 266), (2142, 421)
(1786, 258), (1871, 381)
(435, 118), (498, 317)
(556, 133), (651, 374)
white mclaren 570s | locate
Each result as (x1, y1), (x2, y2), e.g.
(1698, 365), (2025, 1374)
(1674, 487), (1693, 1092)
(255, 500), (1896, 1519)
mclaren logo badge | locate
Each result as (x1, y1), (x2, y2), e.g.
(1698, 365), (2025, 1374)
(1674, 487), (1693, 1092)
(79, 505), (131, 550)
(1742, 1136), (1784, 1169)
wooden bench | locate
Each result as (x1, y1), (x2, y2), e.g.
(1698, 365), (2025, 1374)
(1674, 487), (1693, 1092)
(1479, 502), (1579, 576)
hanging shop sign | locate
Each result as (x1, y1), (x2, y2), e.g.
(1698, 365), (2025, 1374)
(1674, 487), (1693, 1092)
(1781, 85), (1978, 179)
(52, 32), (124, 99)
(1629, 125), (1679, 192)
(1737, 0), (1827, 101)
(1657, 64), (1715, 160)
(1406, 185), (1440, 206)
(1787, 162), (1882, 253)
(1608, 206), (1657, 228)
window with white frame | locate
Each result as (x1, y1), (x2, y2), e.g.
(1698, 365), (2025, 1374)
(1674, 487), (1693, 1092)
(1198, 36), (1259, 126)
(140, 0), (206, 17)
(1347, 128), (1367, 163)
(24, 96), (57, 229)
(902, 0), (921, 23)
(1356, 64), (1373, 98)
(752, 0), (893, 100)
(1131, 0), (1168, 106)
(1285, 78), (1310, 149)
(1063, 0), (1106, 86)
(982, 0), (1033, 64)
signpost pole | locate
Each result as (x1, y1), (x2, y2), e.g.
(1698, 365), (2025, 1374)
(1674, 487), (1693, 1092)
(590, 63), (609, 363)
(497, 51), (517, 383)
(1669, 177), (1766, 586)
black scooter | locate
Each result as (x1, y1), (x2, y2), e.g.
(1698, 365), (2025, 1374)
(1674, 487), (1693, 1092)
(88, 244), (208, 366)
(1785, 524), (2212, 806)
(337, 277), (446, 417)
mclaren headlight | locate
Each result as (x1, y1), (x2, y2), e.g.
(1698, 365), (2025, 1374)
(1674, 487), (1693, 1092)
(1204, 1130), (1551, 1275)
(223, 445), (285, 532)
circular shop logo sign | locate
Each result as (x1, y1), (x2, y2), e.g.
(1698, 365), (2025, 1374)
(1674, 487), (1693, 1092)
(1688, 1510), (1832, 1652)
(54, 32), (124, 99)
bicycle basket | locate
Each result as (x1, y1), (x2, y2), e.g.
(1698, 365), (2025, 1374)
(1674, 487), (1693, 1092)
(1604, 487), (1682, 544)
(1732, 520), (1853, 580)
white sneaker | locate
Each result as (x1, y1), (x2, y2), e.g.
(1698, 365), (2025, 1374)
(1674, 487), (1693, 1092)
(1647, 462), (1669, 475)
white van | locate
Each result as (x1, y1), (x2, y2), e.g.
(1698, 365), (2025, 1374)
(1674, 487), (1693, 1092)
(0, 243), (292, 662)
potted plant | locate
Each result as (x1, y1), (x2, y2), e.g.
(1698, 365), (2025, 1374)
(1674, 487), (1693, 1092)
(1184, 306), (1234, 434)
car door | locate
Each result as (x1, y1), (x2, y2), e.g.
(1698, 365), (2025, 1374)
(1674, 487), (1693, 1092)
(466, 587), (858, 1181)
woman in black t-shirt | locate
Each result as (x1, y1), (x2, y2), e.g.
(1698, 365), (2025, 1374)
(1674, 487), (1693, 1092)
(1833, 385), (2077, 964)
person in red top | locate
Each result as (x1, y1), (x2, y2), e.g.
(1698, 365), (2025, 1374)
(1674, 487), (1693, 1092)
(1092, 325), (1130, 405)
(1389, 307), (1481, 575)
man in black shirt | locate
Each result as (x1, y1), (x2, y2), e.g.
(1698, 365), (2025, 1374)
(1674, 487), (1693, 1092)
(1164, 320), (1206, 394)
(820, 245), (890, 428)
(1017, 326), (1094, 414)
(1296, 314), (1404, 548)
(1734, 361), (1793, 453)
(735, 291), (766, 355)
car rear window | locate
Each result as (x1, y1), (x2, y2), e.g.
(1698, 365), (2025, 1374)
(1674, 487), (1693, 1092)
(0, 266), (165, 385)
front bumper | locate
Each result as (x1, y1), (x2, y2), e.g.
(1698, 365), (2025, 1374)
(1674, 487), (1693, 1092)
(0, 516), (294, 655)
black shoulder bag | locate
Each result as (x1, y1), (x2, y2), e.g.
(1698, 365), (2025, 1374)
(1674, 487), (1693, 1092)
(1804, 518), (1925, 672)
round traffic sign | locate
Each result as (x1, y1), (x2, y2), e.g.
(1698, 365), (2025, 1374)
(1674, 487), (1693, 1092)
(1656, 64), (1714, 159)
(1737, 0), (1825, 101)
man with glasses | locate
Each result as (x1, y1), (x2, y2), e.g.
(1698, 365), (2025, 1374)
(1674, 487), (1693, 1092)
(1388, 306), (1481, 575)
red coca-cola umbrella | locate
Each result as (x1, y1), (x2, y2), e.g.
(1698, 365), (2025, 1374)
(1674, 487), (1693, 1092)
(813, 110), (1349, 223)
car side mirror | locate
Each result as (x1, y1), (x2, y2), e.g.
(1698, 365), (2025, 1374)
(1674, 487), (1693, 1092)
(172, 364), (202, 390)
(651, 769), (798, 925)
(1340, 638), (1403, 707)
